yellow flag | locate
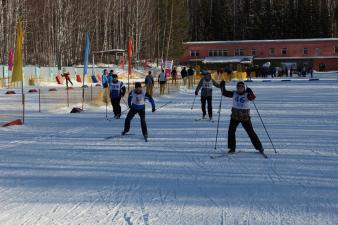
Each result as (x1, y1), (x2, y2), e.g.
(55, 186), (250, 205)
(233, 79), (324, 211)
(12, 18), (24, 82)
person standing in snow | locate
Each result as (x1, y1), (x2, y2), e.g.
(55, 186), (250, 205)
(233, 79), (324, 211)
(121, 82), (156, 142)
(195, 73), (221, 120)
(220, 80), (264, 154)
(62, 69), (73, 87)
(181, 67), (188, 87)
(171, 67), (177, 84)
(187, 66), (194, 89)
(108, 74), (126, 118)
(101, 69), (109, 88)
(145, 71), (154, 96)
(158, 69), (167, 95)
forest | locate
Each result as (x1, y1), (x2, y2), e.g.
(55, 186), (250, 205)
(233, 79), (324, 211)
(0, 0), (337, 66)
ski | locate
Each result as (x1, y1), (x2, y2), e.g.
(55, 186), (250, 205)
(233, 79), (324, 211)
(210, 151), (268, 159)
(104, 133), (135, 140)
(210, 153), (227, 159)
(195, 118), (214, 123)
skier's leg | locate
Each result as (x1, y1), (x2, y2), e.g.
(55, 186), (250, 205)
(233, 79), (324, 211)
(116, 97), (122, 116)
(201, 96), (207, 117)
(123, 108), (137, 133)
(207, 96), (212, 119)
(242, 120), (263, 150)
(111, 97), (117, 116)
(228, 118), (240, 151)
(138, 109), (148, 136)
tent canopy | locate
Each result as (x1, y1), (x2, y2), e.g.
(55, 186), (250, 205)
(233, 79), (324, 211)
(202, 56), (253, 64)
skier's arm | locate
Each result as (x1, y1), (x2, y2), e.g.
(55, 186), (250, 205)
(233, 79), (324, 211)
(195, 79), (202, 95)
(246, 87), (256, 101)
(220, 81), (233, 98)
(120, 85), (126, 97)
(145, 93), (155, 111)
(127, 91), (133, 107)
(212, 79), (221, 88)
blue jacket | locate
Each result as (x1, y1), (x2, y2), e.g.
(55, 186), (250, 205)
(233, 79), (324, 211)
(128, 90), (155, 111)
(108, 79), (126, 99)
(102, 74), (109, 88)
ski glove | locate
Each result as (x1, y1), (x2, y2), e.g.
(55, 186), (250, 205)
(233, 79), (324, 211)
(152, 108), (156, 112)
(246, 87), (253, 94)
(220, 80), (226, 88)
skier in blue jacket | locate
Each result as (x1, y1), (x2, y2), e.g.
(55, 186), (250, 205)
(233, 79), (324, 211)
(108, 74), (126, 118)
(122, 82), (156, 141)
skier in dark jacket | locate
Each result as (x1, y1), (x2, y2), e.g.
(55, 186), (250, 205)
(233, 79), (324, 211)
(108, 74), (126, 118)
(195, 73), (221, 120)
(220, 80), (264, 154)
(122, 82), (156, 142)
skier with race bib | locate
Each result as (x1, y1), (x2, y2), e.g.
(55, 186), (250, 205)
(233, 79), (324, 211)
(220, 80), (264, 154)
(108, 74), (126, 118)
(195, 72), (221, 121)
(121, 82), (156, 142)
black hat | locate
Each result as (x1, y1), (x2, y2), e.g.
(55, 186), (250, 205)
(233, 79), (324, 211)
(237, 81), (245, 87)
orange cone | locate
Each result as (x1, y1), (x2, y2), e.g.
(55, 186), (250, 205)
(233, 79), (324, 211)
(2, 119), (23, 127)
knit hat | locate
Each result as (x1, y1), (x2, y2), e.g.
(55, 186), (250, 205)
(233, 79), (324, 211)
(237, 81), (245, 87)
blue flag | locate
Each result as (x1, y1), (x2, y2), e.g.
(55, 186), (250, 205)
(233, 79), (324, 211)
(83, 32), (90, 76)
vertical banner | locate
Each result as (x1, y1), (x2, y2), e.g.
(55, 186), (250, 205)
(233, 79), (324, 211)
(8, 48), (13, 71)
(164, 60), (173, 77)
(128, 36), (133, 78)
(119, 55), (125, 70)
(12, 19), (23, 83)
(82, 32), (90, 110)
(83, 32), (90, 77)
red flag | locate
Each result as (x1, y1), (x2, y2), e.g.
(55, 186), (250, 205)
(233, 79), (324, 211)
(8, 48), (13, 71)
(128, 37), (132, 77)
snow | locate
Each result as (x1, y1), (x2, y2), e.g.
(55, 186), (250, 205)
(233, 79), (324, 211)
(1, 77), (338, 225)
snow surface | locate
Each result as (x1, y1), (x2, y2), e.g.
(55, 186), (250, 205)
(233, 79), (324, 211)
(1, 78), (338, 225)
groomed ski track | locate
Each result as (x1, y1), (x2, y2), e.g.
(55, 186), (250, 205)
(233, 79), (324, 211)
(0, 79), (338, 225)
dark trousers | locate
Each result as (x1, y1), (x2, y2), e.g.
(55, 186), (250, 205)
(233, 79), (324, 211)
(201, 96), (212, 118)
(111, 97), (121, 116)
(123, 108), (147, 136)
(66, 78), (73, 86)
(228, 118), (262, 151)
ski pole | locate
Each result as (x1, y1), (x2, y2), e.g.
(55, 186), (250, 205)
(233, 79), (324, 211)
(252, 100), (277, 153)
(214, 93), (223, 150)
(155, 100), (173, 111)
(191, 95), (197, 110)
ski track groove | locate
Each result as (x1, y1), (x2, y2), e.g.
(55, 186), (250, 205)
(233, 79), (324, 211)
(138, 191), (149, 225)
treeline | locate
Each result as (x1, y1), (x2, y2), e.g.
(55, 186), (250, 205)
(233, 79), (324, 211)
(0, 0), (337, 66)
(188, 0), (338, 41)
(0, 0), (187, 66)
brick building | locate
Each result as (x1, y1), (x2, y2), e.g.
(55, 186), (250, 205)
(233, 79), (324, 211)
(180, 38), (338, 71)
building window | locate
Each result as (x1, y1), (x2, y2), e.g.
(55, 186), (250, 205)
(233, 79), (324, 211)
(269, 48), (275, 56)
(281, 48), (287, 55)
(335, 46), (338, 54)
(208, 49), (228, 57)
(252, 48), (256, 56)
(235, 48), (244, 56)
(315, 48), (321, 56)
(190, 50), (200, 57)
(303, 48), (309, 55)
